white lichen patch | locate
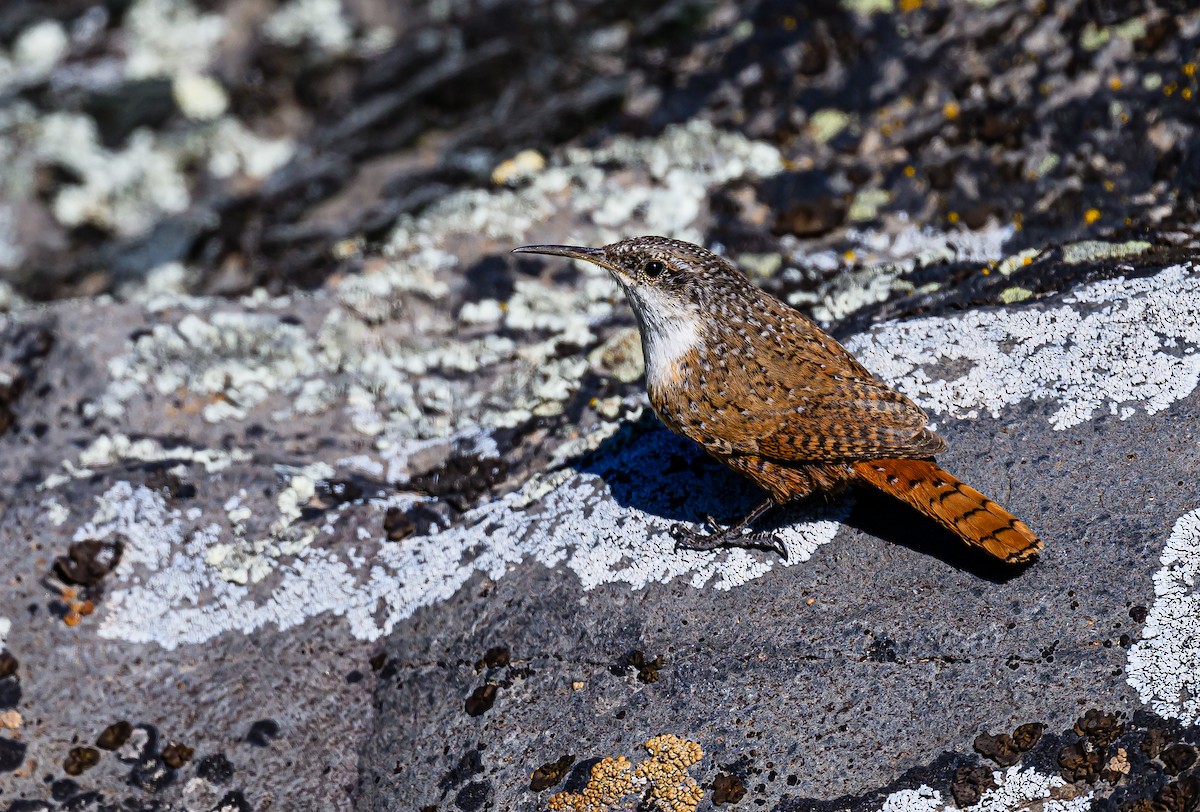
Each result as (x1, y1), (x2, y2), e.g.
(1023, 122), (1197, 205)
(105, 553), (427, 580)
(1127, 507), (1200, 724)
(263, 0), (354, 54)
(880, 786), (945, 812)
(95, 429), (845, 649)
(849, 264), (1200, 430)
(877, 768), (1092, 812)
(116, 261), (189, 303)
(804, 262), (908, 324)
(503, 276), (614, 346)
(172, 73), (228, 121)
(89, 312), (319, 422)
(0, 18), (80, 97)
(42, 434), (250, 489)
(805, 221), (1016, 271)
(1, 101), (291, 241)
(385, 119), (780, 262)
(34, 112), (191, 237)
(63, 120), (779, 459)
(797, 222), (1016, 323)
(0, 19), (69, 92)
(1061, 239), (1151, 265)
(42, 499), (70, 527)
(0, 617), (10, 649)
(124, 0), (226, 80)
(313, 306), (590, 445)
(203, 118), (295, 180)
(332, 252), (453, 325)
(82, 263), (604, 451)
(275, 462), (334, 528)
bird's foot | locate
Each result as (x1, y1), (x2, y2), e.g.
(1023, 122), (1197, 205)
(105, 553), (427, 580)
(671, 518), (788, 559)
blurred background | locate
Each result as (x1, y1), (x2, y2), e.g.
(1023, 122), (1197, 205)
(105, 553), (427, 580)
(0, 0), (1196, 312)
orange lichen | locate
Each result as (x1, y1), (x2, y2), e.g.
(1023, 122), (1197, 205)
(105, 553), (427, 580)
(943, 101), (960, 120)
(642, 735), (704, 812)
(547, 756), (636, 811)
(546, 735), (704, 812)
(1084, 208), (1101, 225)
(59, 586), (95, 627)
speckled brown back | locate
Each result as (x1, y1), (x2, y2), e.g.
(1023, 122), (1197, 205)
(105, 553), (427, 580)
(641, 243), (945, 470)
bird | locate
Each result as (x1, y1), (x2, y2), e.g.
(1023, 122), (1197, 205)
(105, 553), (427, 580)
(511, 236), (1042, 564)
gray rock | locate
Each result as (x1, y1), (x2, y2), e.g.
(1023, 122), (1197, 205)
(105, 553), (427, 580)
(1, 3), (1199, 810)
(354, 263), (1200, 810)
(2, 252), (1197, 811)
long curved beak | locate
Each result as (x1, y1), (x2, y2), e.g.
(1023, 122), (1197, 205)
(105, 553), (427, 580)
(511, 244), (606, 264)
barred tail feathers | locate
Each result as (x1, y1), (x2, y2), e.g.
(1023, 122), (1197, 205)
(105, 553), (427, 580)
(853, 458), (1042, 564)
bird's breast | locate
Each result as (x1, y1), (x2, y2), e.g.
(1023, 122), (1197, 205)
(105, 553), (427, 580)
(642, 324), (701, 391)
(629, 289), (704, 392)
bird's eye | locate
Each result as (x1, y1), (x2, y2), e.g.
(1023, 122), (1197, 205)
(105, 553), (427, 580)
(643, 260), (665, 277)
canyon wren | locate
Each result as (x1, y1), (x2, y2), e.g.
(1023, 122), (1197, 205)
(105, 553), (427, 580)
(512, 236), (1042, 564)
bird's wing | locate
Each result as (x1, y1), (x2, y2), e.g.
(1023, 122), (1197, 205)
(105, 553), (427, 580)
(670, 313), (945, 463)
(715, 373), (947, 461)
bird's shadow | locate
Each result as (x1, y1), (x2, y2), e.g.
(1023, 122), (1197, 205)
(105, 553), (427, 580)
(574, 412), (764, 524)
(845, 489), (1031, 583)
(573, 413), (1032, 581)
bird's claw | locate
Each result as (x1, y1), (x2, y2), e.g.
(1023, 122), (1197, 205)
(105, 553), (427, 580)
(670, 521), (787, 559)
(751, 530), (789, 560)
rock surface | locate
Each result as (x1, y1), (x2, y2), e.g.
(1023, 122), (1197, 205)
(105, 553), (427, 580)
(1, 2), (1199, 812)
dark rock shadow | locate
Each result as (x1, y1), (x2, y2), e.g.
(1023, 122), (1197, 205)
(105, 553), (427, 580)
(847, 487), (1034, 583)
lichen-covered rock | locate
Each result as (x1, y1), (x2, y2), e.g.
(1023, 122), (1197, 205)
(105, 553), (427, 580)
(546, 735), (704, 812)
(1, 2), (1199, 811)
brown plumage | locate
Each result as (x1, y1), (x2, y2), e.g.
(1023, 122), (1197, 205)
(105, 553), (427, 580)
(512, 236), (1042, 564)
(853, 459), (1041, 563)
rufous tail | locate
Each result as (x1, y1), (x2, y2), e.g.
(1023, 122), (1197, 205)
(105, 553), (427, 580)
(853, 459), (1042, 563)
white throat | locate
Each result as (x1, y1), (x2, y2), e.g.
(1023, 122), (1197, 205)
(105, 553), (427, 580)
(626, 285), (702, 390)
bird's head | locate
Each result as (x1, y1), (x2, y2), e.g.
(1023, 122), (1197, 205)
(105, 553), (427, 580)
(512, 236), (742, 321)
(513, 236), (754, 386)
(513, 236), (764, 388)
